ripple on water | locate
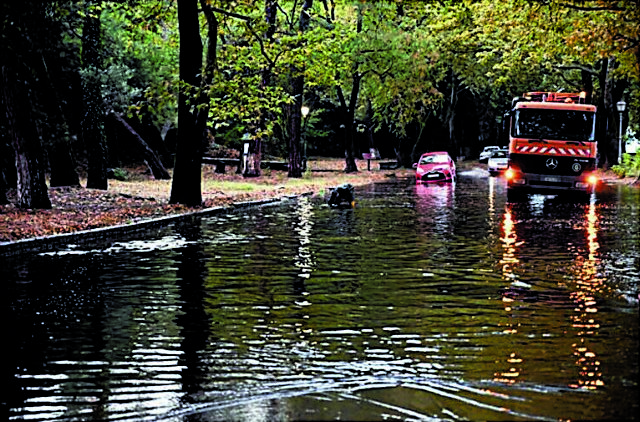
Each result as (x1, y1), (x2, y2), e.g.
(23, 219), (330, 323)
(5, 178), (639, 421)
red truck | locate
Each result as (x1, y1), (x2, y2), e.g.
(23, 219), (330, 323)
(504, 91), (599, 197)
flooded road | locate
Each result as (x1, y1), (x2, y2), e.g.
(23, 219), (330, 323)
(3, 172), (639, 421)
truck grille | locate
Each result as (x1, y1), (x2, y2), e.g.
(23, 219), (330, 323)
(510, 153), (594, 176)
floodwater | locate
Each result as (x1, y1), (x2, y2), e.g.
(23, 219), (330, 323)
(3, 172), (639, 421)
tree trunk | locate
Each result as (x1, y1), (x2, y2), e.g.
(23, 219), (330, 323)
(448, 105), (457, 160)
(447, 71), (459, 160)
(394, 146), (404, 167)
(265, 0), (278, 39)
(343, 119), (358, 172)
(1, 160), (9, 204)
(48, 140), (81, 188)
(244, 0), (278, 178)
(129, 112), (173, 167)
(284, 1), (313, 178)
(581, 68), (594, 104)
(111, 113), (171, 179)
(1, 65), (51, 209)
(82, 1), (108, 190)
(597, 57), (616, 168)
(288, 73), (304, 178)
(410, 122), (426, 165)
(245, 138), (262, 177)
(37, 54), (80, 188)
(335, 6), (364, 174)
(170, 0), (205, 206)
(336, 76), (360, 173)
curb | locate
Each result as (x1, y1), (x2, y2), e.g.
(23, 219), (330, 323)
(0, 195), (303, 257)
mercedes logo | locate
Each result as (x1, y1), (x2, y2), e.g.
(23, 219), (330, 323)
(546, 158), (558, 170)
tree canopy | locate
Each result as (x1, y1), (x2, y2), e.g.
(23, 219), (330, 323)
(1, 0), (637, 207)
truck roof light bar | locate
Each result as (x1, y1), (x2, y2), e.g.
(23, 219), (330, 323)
(521, 91), (588, 104)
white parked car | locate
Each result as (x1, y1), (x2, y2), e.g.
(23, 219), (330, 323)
(624, 128), (638, 155)
(479, 146), (501, 162)
(487, 149), (509, 176)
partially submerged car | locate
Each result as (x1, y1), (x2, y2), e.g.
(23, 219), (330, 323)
(487, 149), (509, 176)
(414, 151), (456, 183)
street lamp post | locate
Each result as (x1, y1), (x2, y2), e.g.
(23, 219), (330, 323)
(301, 106), (310, 171)
(616, 100), (626, 164)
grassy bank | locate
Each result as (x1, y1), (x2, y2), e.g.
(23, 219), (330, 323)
(1, 158), (411, 243)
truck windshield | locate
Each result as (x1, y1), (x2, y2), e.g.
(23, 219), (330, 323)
(513, 109), (596, 142)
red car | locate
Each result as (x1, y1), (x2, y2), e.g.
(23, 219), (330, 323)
(414, 151), (456, 183)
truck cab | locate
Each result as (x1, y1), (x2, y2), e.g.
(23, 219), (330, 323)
(505, 92), (598, 196)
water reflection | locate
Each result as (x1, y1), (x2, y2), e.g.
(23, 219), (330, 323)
(11, 233), (194, 420)
(569, 197), (604, 390)
(414, 183), (455, 236)
(496, 193), (608, 391)
(3, 177), (638, 421)
(495, 203), (523, 384)
(499, 203), (521, 286)
(293, 196), (316, 283)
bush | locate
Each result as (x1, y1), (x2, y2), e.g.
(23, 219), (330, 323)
(611, 153), (640, 178)
(611, 165), (627, 178)
(107, 168), (129, 181)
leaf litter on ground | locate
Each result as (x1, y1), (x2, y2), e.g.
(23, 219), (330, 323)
(1, 159), (409, 243)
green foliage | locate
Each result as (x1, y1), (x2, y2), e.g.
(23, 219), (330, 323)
(302, 165), (313, 180)
(611, 153), (640, 178)
(110, 167), (129, 181)
(101, 2), (179, 127)
(5, 0), (639, 170)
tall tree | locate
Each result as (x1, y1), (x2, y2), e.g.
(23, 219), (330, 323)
(170, 0), (206, 206)
(287, 70), (304, 177)
(336, 72), (361, 173)
(1, 2), (52, 209)
(82, 0), (109, 190)
(242, 0), (279, 178)
(285, 0), (314, 178)
(0, 167), (8, 205)
(1, 65), (52, 209)
(38, 54), (81, 188)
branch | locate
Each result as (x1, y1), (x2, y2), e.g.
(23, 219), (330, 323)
(243, 22), (274, 67)
(556, 2), (624, 11)
(277, 2), (293, 29)
(448, 47), (493, 55)
(336, 85), (347, 110)
(359, 48), (393, 54)
(110, 112), (171, 180)
(554, 69), (583, 91)
(555, 64), (599, 76)
(207, 6), (252, 21)
(615, 35), (640, 52)
(368, 64), (394, 80)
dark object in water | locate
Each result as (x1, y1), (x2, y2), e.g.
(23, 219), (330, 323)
(328, 184), (355, 208)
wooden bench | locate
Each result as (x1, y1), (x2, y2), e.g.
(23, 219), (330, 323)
(379, 161), (398, 170)
(202, 157), (289, 173)
(202, 157), (240, 173)
(362, 149), (397, 170)
(261, 161), (289, 171)
(378, 161), (398, 170)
